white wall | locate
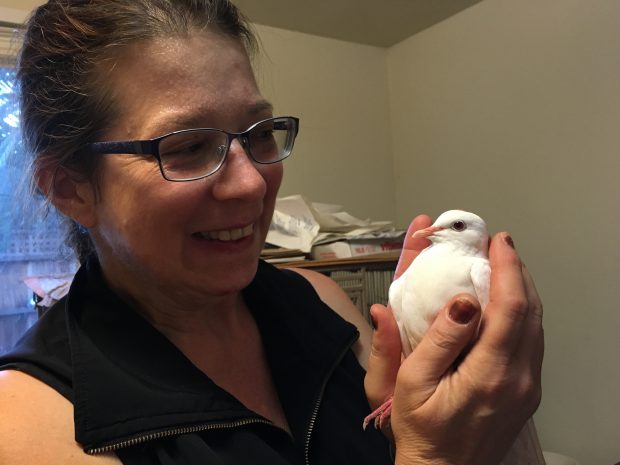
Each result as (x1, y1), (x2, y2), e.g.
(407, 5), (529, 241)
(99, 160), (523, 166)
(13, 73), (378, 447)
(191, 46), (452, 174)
(0, 6), (30, 56)
(387, 1), (620, 464)
(255, 25), (396, 223)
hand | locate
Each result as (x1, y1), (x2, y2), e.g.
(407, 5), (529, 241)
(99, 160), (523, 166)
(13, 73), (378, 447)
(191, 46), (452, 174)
(364, 216), (544, 465)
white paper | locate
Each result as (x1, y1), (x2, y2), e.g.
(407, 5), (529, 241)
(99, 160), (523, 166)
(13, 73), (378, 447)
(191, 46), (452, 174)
(266, 196), (321, 253)
(266, 195), (403, 252)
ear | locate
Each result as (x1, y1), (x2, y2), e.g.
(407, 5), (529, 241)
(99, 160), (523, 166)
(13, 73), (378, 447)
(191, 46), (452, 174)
(36, 164), (98, 229)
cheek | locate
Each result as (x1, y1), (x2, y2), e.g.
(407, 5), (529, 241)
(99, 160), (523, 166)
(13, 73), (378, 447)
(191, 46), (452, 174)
(94, 161), (179, 241)
(262, 163), (283, 211)
(268, 164), (283, 191)
(255, 164), (282, 243)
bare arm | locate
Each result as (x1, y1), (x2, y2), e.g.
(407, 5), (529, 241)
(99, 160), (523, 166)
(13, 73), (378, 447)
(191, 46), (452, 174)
(288, 267), (373, 370)
(0, 370), (121, 465)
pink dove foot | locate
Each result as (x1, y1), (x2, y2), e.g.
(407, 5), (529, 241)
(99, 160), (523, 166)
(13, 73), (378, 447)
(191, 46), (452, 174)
(362, 396), (393, 430)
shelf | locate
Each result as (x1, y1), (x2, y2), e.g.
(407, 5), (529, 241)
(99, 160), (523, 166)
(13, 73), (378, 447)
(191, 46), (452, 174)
(274, 251), (400, 271)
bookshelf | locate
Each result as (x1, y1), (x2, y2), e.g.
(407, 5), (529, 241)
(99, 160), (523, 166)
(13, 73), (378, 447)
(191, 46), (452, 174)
(277, 252), (400, 322)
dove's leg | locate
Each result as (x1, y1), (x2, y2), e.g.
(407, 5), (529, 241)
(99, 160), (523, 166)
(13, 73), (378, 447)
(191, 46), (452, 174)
(362, 396), (393, 431)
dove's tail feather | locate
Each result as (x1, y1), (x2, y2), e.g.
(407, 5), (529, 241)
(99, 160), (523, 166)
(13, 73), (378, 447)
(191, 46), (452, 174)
(500, 418), (546, 465)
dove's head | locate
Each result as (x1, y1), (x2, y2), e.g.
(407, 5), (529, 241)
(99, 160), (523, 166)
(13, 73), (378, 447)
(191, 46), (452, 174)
(413, 210), (489, 256)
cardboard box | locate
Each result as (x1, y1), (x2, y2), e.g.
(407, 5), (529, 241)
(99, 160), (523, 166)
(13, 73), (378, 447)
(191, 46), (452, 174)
(311, 238), (403, 260)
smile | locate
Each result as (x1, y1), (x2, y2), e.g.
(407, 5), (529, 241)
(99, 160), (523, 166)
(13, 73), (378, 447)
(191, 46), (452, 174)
(195, 224), (254, 241)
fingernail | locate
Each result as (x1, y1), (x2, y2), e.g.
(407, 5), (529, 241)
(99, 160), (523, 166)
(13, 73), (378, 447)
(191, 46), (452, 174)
(370, 308), (378, 330)
(503, 233), (515, 249)
(449, 299), (477, 325)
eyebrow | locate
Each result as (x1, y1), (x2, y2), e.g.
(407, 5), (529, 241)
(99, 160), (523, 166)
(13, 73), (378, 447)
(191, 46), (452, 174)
(149, 99), (275, 135)
(249, 99), (274, 114)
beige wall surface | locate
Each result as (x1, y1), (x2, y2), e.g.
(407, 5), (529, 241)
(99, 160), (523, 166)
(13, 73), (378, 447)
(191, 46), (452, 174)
(388, 1), (620, 464)
(255, 25), (396, 223)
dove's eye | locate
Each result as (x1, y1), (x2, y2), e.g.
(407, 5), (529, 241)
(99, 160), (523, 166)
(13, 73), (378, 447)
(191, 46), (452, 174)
(451, 221), (467, 232)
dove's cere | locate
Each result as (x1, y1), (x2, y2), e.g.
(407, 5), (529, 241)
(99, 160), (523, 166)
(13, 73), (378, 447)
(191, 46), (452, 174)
(389, 210), (491, 356)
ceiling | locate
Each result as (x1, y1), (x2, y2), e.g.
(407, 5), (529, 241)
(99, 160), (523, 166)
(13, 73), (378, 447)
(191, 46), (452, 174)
(1, 0), (483, 47)
(233, 0), (483, 47)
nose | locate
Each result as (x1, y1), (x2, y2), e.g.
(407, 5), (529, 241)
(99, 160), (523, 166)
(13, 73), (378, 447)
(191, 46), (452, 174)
(211, 138), (267, 200)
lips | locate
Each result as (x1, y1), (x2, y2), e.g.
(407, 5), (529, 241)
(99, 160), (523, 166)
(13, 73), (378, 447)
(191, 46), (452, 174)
(195, 224), (254, 241)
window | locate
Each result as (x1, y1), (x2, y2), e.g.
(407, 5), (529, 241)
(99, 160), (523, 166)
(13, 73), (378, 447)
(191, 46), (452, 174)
(0, 66), (77, 354)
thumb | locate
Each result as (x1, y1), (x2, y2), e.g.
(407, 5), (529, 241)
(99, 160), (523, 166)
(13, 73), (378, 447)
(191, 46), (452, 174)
(398, 295), (482, 406)
(364, 304), (402, 410)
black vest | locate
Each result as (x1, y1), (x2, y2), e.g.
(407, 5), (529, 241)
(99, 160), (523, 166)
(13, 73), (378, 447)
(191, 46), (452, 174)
(0, 258), (392, 465)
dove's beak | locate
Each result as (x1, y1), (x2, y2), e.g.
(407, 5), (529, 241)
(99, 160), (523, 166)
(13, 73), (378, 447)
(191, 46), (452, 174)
(412, 226), (443, 239)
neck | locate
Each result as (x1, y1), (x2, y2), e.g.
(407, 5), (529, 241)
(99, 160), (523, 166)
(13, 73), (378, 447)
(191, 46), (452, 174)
(138, 291), (250, 342)
(99, 267), (252, 347)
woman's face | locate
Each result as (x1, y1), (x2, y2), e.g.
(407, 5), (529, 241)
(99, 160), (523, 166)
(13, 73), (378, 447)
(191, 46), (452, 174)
(81, 31), (282, 300)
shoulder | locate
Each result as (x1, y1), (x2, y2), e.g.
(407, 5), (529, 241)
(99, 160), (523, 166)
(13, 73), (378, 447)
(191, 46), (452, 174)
(288, 267), (352, 307)
(287, 267), (372, 369)
(0, 370), (120, 465)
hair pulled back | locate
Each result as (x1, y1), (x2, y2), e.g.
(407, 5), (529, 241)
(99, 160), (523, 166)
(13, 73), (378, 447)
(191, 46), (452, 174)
(18, 0), (256, 262)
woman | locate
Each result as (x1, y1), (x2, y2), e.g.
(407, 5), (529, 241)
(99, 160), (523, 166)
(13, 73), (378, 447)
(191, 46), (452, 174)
(0, 1), (543, 464)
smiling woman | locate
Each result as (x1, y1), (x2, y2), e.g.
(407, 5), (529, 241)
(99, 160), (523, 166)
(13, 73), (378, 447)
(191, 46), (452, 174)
(0, 1), (390, 463)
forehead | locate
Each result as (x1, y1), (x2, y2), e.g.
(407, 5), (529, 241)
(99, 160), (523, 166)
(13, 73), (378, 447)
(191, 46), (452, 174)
(103, 30), (264, 138)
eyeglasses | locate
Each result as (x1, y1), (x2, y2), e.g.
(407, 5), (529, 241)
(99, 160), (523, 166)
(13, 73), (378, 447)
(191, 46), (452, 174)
(79, 116), (300, 182)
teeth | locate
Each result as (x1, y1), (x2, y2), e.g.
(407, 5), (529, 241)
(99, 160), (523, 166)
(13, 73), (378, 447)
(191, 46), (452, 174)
(200, 224), (254, 241)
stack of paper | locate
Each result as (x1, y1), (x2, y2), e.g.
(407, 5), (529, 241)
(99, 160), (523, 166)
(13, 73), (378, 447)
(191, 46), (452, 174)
(265, 195), (404, 259)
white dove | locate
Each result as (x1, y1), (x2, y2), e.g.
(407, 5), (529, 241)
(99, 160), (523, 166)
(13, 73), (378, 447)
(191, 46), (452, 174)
(363, 209), (489, 430)
(390, 209), (490, 357)
(364, 210), (546, 465)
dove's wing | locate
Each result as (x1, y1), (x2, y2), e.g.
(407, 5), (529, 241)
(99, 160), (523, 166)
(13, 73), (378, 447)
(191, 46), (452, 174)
(470, 259), (491, 310)
(391, 249), (468, 356)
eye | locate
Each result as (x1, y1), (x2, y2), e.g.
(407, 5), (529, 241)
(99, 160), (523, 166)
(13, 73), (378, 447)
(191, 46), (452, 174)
(254, 129), (274, 140)
(451, 220), (467, 232)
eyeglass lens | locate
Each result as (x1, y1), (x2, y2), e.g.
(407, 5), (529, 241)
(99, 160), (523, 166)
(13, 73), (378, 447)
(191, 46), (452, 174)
(157, 117), (296, 181)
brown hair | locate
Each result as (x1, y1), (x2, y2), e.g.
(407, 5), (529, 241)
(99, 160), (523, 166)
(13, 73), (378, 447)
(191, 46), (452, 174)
(18, 0), (257, 263)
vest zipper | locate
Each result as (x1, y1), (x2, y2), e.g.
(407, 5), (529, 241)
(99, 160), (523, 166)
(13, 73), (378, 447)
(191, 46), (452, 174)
(86, 417), (272, 455)
(304, 331), (359, 465)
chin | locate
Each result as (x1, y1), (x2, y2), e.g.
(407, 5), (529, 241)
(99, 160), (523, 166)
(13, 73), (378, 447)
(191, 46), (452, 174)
(191, 257), (260, 296)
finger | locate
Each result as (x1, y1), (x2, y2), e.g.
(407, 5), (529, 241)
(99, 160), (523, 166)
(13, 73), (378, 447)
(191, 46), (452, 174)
(394, 214), (433, 280)
(519, 264), (545, 372)
(364, 304), (402, 409)
(479, 233), (529, 360)
(399, 295), (481, 405)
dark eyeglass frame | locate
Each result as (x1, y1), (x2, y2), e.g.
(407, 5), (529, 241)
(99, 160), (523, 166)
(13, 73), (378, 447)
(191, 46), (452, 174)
(78, 116), (300, 182)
